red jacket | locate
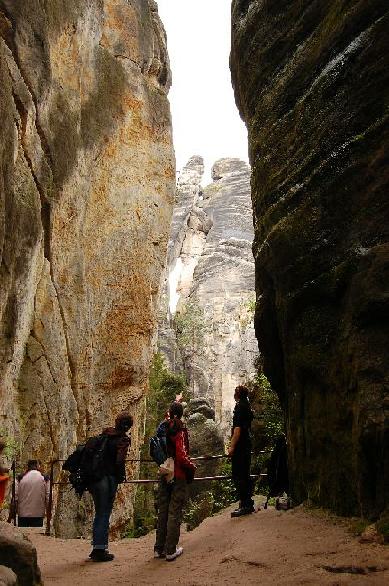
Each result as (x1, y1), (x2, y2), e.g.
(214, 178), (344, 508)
(167, 420), (195, 481)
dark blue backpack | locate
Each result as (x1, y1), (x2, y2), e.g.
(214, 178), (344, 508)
(149, 421), (169, 465)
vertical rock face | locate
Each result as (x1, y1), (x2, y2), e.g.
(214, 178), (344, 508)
(185, 398), (225, 499)
(160, 157), (257, 435)
(231, 1), (389, 518)
(0, 0), (174, 535)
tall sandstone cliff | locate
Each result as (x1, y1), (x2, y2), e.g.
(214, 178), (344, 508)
(0, 0), (174, 535)
(159, 157), (257, 436)
(231, 1), (388, 518)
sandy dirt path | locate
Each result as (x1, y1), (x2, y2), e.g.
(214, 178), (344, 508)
(29, 505), (389, 586)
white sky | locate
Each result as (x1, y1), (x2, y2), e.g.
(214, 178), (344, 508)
(157, 0), (249, 183)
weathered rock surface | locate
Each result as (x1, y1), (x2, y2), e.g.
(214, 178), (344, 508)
(0, 0), (174, 535)
(185, 398), (225, 498)
(0, 565), (17, 586)
(0, 522), (42, 585)
(159, 157), (257, 436)
(231, 1), (389, 518)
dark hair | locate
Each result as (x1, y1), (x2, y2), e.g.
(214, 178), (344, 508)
(115, 412), (133, 431)
(27, 460), (39, 470)
(169, 401), (183, 419)
(235, 385), (249, 401)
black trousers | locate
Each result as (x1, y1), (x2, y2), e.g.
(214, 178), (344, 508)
(231, 448), (254, 509)
(18, 517), (43, 527)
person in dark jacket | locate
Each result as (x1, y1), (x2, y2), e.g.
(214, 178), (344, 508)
(228, 385), (255, 517)
(89, 412), (133, 562)
(154, 401), (196, 561)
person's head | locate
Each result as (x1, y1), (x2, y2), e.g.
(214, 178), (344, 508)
(0, 439), (5, 454)
(169, 401), (184, 420)
(234, 385), (249, 402)
(115, 412), (133, 433)
(27, 459), (39, 471)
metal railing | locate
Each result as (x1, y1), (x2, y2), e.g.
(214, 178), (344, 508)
(10, 451), (270, 536)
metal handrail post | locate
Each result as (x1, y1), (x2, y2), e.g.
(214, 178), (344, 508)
(45, 460), (55, 536)
(12, 460), (16, 526)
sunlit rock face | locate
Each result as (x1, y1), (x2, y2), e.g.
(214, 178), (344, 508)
(160, 157), (257, 436)
(231, 0), (389, 518)
(0, 0), (174, 536)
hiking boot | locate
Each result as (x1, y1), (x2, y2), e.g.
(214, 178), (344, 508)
(166, 547), (183, 561)
(231, 506), (254, 518)
(154, 548), (166, 559)
(90, 549), (115, 562)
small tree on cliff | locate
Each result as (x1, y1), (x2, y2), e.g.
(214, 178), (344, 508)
(173, 298), (206, 394)
(173, 299), (206, 357)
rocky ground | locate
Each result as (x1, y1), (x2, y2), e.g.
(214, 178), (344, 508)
(28, 503), (389, 585)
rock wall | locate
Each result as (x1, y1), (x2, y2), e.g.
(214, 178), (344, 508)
(0, 0), (174, 535)
(231, 1), (389, 518)
(185, 398), (225, 499)
(0, 522), (42, 586)
(159, 157), (257, 436)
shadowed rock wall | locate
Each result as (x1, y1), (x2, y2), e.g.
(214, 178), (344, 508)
(231, 0), (389, 518)
(0, 0), (174, 535)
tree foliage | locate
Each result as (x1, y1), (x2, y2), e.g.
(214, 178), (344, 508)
(247, 367), (284, 477)
(173, 299), (206, 354)
(146, 352), (187, 439)
(129, 353), (187, 538)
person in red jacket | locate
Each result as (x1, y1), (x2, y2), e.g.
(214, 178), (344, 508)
(154, 401), (196, 561)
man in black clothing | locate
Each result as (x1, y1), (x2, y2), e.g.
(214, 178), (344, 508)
(89, 412), (133, 562)
(228, 385), (255, 517)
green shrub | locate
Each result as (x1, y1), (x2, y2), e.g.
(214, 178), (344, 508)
(349, 518), (370, 536)
(184, 461), (237, 531)
(146, 352), (187, 439)
(376, 513), (389, 544)
(245, 367), (284, 489)
(173, 299), (206, 354)
(211, 460), (236, 512)
(127, 484), (158, 538)
(240, 296), (256, 329)
(128, 353), (187, 538)
(184, 490), (214, 531)
(0, 434), (20, 460)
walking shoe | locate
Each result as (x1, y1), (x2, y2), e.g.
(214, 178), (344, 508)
(231, 506), (255, 518)
(90, 549), (115, 562)
(166, 547), (183, 561)
(154, 548), (166, 559)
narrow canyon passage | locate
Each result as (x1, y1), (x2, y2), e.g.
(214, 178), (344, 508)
(1, 0), (388, 582)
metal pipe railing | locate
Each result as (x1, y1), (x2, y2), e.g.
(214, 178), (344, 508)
(126, 474), (266, 484)
(32, 451), (271, 536)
